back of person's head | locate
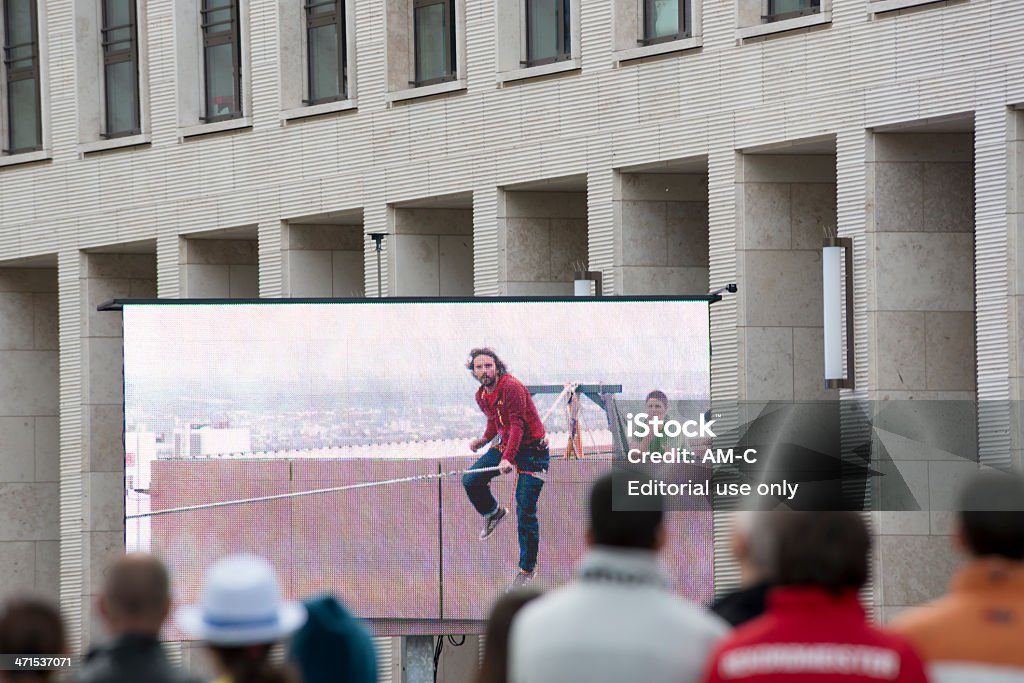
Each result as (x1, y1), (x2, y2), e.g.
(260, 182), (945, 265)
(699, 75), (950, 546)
(176, 555), (306, 683)
(100, 553), (170, 635)
(289, 594), (377, 683)
(772, 511), (869, 594)
(732, 512), (777, 584)
(588, 470), (664, 550)
(0, 597), (66, 683)
(957, 470), (1024, 560)
(477, 588), (543, 683)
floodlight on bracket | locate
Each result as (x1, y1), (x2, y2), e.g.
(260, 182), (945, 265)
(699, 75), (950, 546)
(368, 233), (387, 298)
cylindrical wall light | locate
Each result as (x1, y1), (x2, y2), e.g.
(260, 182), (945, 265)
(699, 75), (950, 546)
(822, 237), (854, 389)
(573, 270), (603, 297)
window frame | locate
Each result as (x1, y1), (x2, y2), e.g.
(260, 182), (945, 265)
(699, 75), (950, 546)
(200, 0), (242, 122)
(303, 0), (346, 105)
(100, 0), (141, 138)
(412, 0), (455, 88)
(523, 0), (570, 67)
(642, 0), (689, 45)
(2, 0), (42, 154)
(766, 0), (820, 23)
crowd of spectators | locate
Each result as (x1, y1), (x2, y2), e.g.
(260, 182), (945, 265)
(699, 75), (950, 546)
(1, 469), (1022, 683)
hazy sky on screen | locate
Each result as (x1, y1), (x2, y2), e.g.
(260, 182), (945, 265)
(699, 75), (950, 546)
(123, 300), (712, 402)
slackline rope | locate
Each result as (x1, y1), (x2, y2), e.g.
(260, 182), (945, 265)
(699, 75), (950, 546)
(126, 465), (502, 520)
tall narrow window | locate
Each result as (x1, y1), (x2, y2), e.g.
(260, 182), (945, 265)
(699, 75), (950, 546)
(413, 0), (454, 86)
(101, 0), (140, 137)
(525, 0), (569, 66)
(767, 0), (820, 21)
(644, 0), (687, 43)
(305, 0), (345, 103)
(201, 0), (241, 121)
(2, 0), (41, 153)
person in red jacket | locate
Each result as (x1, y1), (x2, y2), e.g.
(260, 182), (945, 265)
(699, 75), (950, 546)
(462, 347), (549, 588)
(702, 512), (928, 683)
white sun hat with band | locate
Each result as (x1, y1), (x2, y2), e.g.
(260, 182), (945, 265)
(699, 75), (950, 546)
(176, 554), (307, 645)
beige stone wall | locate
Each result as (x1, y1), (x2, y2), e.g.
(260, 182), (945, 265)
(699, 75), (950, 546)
(868, 133), (976, 399)
(392, 208), (474, 296)
(284, 224), (365, 297)
(737, 154), (838, 401)
(615, 173), (709, 295)
(0, 268), (59, 602)
(498, 191), (588, 296)
(866, 132), (977, 619)
(181, 239), (259, 298)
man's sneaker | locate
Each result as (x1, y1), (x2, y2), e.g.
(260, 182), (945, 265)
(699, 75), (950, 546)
(479, 506), (507, 540)
(510, 569), (536, 590)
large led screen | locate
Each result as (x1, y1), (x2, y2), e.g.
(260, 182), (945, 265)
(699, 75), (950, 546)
(122, 298), (714, 633)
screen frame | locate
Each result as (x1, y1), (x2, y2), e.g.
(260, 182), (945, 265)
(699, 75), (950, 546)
(110, 294), (720, 636)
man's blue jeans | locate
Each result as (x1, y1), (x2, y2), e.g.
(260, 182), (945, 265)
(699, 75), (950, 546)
(462, 443), (549, 572)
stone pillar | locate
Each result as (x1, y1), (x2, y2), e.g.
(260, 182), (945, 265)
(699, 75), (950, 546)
(472, 187), (500, 296)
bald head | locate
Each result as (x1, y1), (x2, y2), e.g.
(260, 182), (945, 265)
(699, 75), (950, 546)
(100, 554), (170, 636)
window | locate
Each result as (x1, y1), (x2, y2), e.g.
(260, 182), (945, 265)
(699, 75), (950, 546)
(644, 0), (688, 43)
(2, 0), (41, 153)
(305, 0), (345, 103)
(525, 0), (570, 66)
(767, 0), (820, 21)
(201, 0), (242, 121)
(413, 0), (455, 86)
(101, 0), (140, 137)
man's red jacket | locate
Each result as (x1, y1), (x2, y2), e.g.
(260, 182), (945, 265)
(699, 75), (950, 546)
(475, 374), (545, 465)
(703, 587), (928, 683)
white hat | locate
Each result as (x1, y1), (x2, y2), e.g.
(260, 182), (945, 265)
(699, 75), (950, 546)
(176, 555), (307, 645)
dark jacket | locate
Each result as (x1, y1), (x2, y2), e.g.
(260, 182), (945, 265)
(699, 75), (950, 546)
(709, 582), (771, 627)
(76, 634), (203, 683)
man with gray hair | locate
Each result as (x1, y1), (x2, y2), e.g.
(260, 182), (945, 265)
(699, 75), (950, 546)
(709, 511), (776, 626)
(76, 554), (202, 683)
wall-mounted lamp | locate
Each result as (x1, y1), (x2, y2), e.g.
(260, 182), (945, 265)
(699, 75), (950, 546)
(573, 270), (603, 297)
(369, 233), (386, 298)
(823, 237), (854, 389)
